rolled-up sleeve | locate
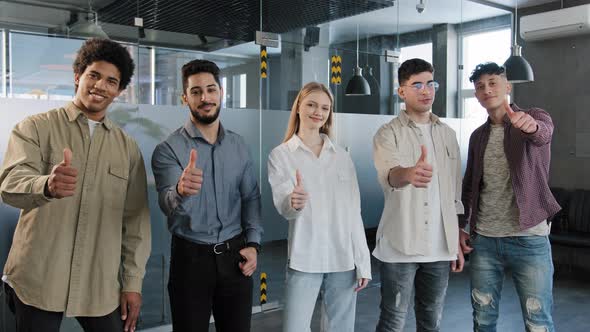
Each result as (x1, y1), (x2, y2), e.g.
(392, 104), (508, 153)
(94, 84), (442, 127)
(453, 136), (465, 215)
(373, 125), (403, 190)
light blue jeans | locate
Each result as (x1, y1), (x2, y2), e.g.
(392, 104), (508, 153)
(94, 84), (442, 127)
(376, 261), (450, 332)
(470, 234), (554, 332)
(283, 268), (357, 332)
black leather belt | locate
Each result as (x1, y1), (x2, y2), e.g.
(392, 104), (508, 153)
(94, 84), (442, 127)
(173, 234), (246, 255)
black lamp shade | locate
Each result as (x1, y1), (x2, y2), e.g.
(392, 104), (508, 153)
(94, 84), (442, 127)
(345, 67), (371, 96)
(504, 53), (534, 83)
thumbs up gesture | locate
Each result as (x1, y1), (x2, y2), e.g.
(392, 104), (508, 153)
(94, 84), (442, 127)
(177, 149), (204, 197)
(504, 99), (538, 134)
(407, 145), (433, 188)
(290, 169), (308, 211)
(47, 148), (78, 198)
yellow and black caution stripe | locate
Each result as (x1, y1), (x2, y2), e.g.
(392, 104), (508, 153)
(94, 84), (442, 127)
(260, 46), (268, 79)
(331, 55), (342, 85)
(260, 272), (267, 304)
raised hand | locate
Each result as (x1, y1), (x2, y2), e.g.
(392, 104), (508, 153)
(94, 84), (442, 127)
(177, 149), (203, 197)
(291, 169), (308, 210)
(47, 148), (78, 198)
(406, 145), (433, 188)
(504, 99), (538, 134)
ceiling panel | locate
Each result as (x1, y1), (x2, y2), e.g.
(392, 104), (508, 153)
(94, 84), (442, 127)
(97, 0), (395, 42)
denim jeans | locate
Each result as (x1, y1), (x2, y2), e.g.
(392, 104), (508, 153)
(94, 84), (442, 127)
(376, 261), (450, 332)
(283, 268), (357, 332)
(469, 234), (554, 332)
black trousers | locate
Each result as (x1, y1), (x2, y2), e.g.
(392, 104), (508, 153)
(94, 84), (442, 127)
(4, 282), (124, 332)
(168, 235), (253, 332)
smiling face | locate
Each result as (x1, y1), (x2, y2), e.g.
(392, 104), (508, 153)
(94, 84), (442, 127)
(73, 60), (122, 121)
(473, 73), (512, 113)
(182, 72), (222, 125)
(297, 91), (332, 133)
(398, 71), (436, 114)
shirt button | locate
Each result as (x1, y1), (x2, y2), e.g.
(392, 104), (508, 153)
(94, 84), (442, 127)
(425, 220), (429, 224)
(424, 202), (428, 206)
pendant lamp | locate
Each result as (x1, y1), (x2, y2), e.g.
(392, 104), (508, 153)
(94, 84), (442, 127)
(345, 25), (371, 96)
(503, 0), (534, 83)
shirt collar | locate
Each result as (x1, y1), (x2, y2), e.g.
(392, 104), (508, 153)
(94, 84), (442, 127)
(65, 101), (113, 131)
(398, 110), (440, 127)
(183, 117), (226, 143)
(286, 133), (336, 153)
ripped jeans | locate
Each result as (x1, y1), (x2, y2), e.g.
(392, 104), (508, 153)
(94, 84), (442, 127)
(376, 261), (450, 332)
(469, 234), (554, 332)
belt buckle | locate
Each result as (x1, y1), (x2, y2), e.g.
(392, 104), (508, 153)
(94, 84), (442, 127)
(213, 242), (229, 255)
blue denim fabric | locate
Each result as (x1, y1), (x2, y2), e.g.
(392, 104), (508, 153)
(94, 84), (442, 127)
(469, 234), (554, 332)
(376, 261), (450, 332)
(283, 268), (357, 332)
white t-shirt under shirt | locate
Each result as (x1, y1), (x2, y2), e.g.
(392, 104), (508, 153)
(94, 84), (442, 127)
(88, 119), (101, 137)
(374, 122), (455, 263)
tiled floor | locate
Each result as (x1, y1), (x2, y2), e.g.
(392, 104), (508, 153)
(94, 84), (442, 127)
(2, 240), (589, 332)
(141, 240), (590, 332)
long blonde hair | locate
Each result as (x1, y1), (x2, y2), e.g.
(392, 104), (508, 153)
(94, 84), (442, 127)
(283, 82), (334, 143)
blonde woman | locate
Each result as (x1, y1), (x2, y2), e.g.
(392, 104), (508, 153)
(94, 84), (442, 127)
(267, 82), (371, 332)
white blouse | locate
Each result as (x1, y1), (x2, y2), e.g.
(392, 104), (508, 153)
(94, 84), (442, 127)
(267, 134), (371, 279)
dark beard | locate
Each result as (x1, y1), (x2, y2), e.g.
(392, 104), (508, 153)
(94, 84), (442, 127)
(189, 103), (221, 125)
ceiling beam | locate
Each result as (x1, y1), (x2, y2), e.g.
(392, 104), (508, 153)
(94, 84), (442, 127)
(466, 0), (513, 12)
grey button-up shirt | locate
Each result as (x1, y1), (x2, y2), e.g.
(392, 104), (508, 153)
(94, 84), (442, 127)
(151, 118), (263, 244)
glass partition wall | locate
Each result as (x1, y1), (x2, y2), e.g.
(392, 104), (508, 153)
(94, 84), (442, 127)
(0, 1), (526, 331)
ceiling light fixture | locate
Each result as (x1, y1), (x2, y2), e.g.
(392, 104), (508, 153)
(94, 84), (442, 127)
(345, 25), (371, 96)
(70, 0), (108, 39)
(503, 0), (534, 83)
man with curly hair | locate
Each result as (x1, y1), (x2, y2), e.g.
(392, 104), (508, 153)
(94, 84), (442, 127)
(0, 38), (151, 332)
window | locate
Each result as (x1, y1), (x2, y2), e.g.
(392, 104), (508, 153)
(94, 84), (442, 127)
(1, 29), (6, 97)
(460, 28), (511, 118)
(462, 29), (511, 89)
(9, 33), (83, 100)
(221, 76), (227, 107)
(400, 43), (433, 65)
(8, 32), (147, 103)
(239, 74), (247, 108)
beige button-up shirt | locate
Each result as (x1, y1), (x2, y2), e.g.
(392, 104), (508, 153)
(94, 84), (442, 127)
(372, 111), (463, 257)
(0, 102), (151, 317)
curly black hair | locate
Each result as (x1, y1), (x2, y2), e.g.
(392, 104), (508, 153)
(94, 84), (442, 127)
(398, 58), (434, 85)
(72, 38), (135, 91)
(469, 62), (505, 83)
(181, 59), (221, 92)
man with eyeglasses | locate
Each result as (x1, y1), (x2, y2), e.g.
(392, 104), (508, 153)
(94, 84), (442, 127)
(460, 62), (559, 331)
(373, 58), (464, 332)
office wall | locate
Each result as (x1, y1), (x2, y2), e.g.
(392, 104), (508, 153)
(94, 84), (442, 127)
(516, 0), (590, 190)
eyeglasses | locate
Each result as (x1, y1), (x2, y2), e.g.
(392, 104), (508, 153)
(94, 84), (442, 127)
(402, 81), (440, 92)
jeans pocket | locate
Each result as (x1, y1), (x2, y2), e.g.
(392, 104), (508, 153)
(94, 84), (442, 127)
(514, 236), (548, 249)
